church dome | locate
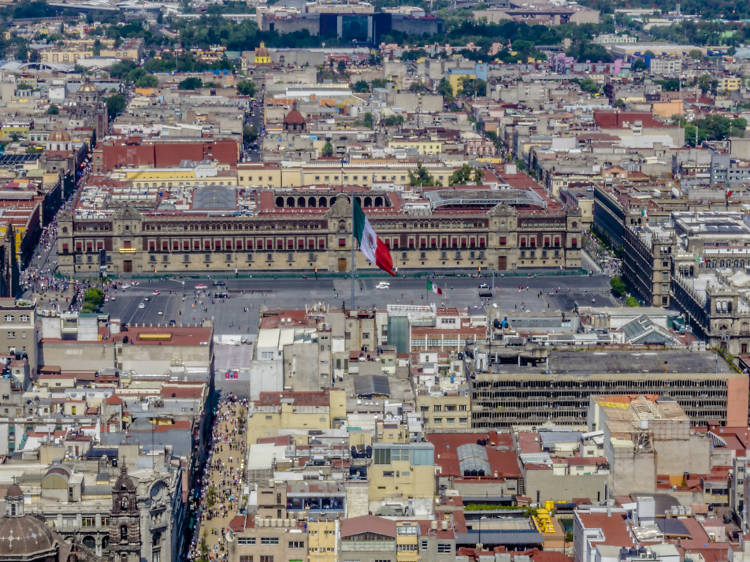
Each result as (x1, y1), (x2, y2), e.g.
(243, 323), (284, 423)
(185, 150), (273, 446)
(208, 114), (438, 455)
(0, 485), (57, 558)
(49, 128), (71, 142)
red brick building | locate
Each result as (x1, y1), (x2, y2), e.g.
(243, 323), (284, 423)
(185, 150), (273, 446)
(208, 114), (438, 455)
(93, 137), (240, 172)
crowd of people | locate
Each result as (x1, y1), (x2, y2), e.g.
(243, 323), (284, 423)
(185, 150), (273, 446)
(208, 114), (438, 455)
(188, 396), (248, 561)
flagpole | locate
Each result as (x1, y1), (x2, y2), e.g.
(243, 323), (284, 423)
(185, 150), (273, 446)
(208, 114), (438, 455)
(351, 195), (356, 310)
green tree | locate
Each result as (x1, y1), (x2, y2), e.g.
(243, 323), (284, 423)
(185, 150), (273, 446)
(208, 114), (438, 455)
(626, 296), (639, 307)
(437, 78), (453, 102)
(362, 112), (374, 129)
(656, 78), (680, 92)
(382, 115), (404, 127)
(81, 287), (105, 313)
(321, 141), (333, 157)
(236, 79), (256, 97)
(449, 164), (474, 185)
(610, 277), (627, 297)
(352, 80), (370, 93)
(336, 60), (346, 75)
(698, 74), (718, 95)
(106, 93), (127, 119)
(371, 78), (387, 89)
(460, 77), (486, 97)
(178, 77), (202, 90)
(242, 124), (258, 146)
(135, 74), (159, 88)
(732, 118), (747, 137)
(472, 168), (483, 184)
(46, 104), (59, 115)
(408, 164), (435, 187)
(575, 78), (600, 94)
(92, 38), (102, 56)
(631, 59), (648, 72)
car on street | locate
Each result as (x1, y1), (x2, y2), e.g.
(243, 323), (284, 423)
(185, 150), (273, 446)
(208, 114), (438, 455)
(138, 302), (145, 309)
(195, 284), (208, 290)
(376, 281), (390, 289)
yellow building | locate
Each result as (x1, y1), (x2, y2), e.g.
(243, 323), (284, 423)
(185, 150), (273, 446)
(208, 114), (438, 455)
(721, 77), (742, 92)
(307, 520), (338, 562)
(0, 122), (31, 139)
(396, 521), (420, 562)
(120, 165), (238, 188)
(254, 42), (271, 65)
(246, 389), (346, 444)
(237, 160), (459, 188)
(448, 73), (474, 96)
(388, 139), (442, 156)
(416, 393), (471, 431)
(369, 442), (435, 502)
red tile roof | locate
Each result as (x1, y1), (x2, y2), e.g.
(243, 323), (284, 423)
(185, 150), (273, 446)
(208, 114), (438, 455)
(105, 394), (123, 405)
(426, 432), (522, 479)
(593, 111), (667, 129)
(577, 512), (634, 547)
(341, 515), (396, 538)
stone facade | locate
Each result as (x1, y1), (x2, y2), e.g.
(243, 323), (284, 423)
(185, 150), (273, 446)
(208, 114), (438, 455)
(56, 196), (582, 276)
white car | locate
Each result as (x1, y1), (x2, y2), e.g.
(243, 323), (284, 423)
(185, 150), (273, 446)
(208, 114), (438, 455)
(157, 311), (163, 316)
(376, 281), (390, 289)
(138, 302), (145, 309)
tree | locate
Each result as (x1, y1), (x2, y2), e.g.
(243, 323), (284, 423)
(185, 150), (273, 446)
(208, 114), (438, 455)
(575, 78), (600, 95)
(631, 59), (648, 72)
(178, 77), (202, 90)
(437, 78), (453, 102)
(336, 60), (346, 75)
(382, 115), (404, 127)
(81, 287), (105, 313)
(408, 164), (435, 187)
(626, 296), (639, 307)
(731, 118), (747, 137)
(236, 79), (256, 97)
(371, 78), (387, 89)
(321, 141), (333, 157)
(656, 78), (680, 92)
(362, 112), (374, 129)
(449, 164), (474, 185)
(460, 77), (486, 97)
(135, 74), (159, 88)
(92, 38), (102, 56)
(698, 74), (718, 95)
(352, 80), (370, 93)
(472, 168), (483, 184)
(106, 93), (126, 119)
(242, 124), (258, 146)
(610, 277), (627, 297)
(46, 104), (59, 115)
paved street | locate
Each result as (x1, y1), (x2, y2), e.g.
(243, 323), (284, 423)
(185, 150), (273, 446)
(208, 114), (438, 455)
(101, 273), (619, 335)
(190, 399), (248, 561)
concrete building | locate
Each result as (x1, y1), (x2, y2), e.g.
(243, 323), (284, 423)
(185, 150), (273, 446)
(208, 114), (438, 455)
(0, 298), (35, 374)
(588, 395), (711, 496)
(468, 349), (747, 427)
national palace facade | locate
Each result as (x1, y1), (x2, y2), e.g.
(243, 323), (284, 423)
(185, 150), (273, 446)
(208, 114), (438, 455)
(56, 189), (583, 276)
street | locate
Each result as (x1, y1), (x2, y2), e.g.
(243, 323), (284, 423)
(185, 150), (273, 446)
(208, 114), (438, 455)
(101, 273), (618, 335)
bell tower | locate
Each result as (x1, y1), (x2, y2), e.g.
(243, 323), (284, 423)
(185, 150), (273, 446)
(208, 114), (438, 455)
(108, 465), (141, 562)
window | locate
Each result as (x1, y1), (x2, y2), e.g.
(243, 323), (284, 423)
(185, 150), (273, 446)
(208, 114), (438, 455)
(3, 315), (11, 322)
(238, 538), (256, 545)
(260, 557), (274, 562)
(437, 543), (452, 553)
(240, 557), (254, 562)
(289, 541), (304, 549)
(120, 525), (128, 541)
(260, 537), (279, 545)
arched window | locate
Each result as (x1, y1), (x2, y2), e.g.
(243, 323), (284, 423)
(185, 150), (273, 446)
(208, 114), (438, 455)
(121, 524), (128, 541)
(121, 497), (128, 510)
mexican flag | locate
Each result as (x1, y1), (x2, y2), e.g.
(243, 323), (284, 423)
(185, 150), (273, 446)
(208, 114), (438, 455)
(427, 280), (442, 295)
(353, 198), (395, 276)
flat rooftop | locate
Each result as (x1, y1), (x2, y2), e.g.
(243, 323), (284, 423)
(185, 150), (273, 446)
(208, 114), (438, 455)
(492, 350), (731, 375)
